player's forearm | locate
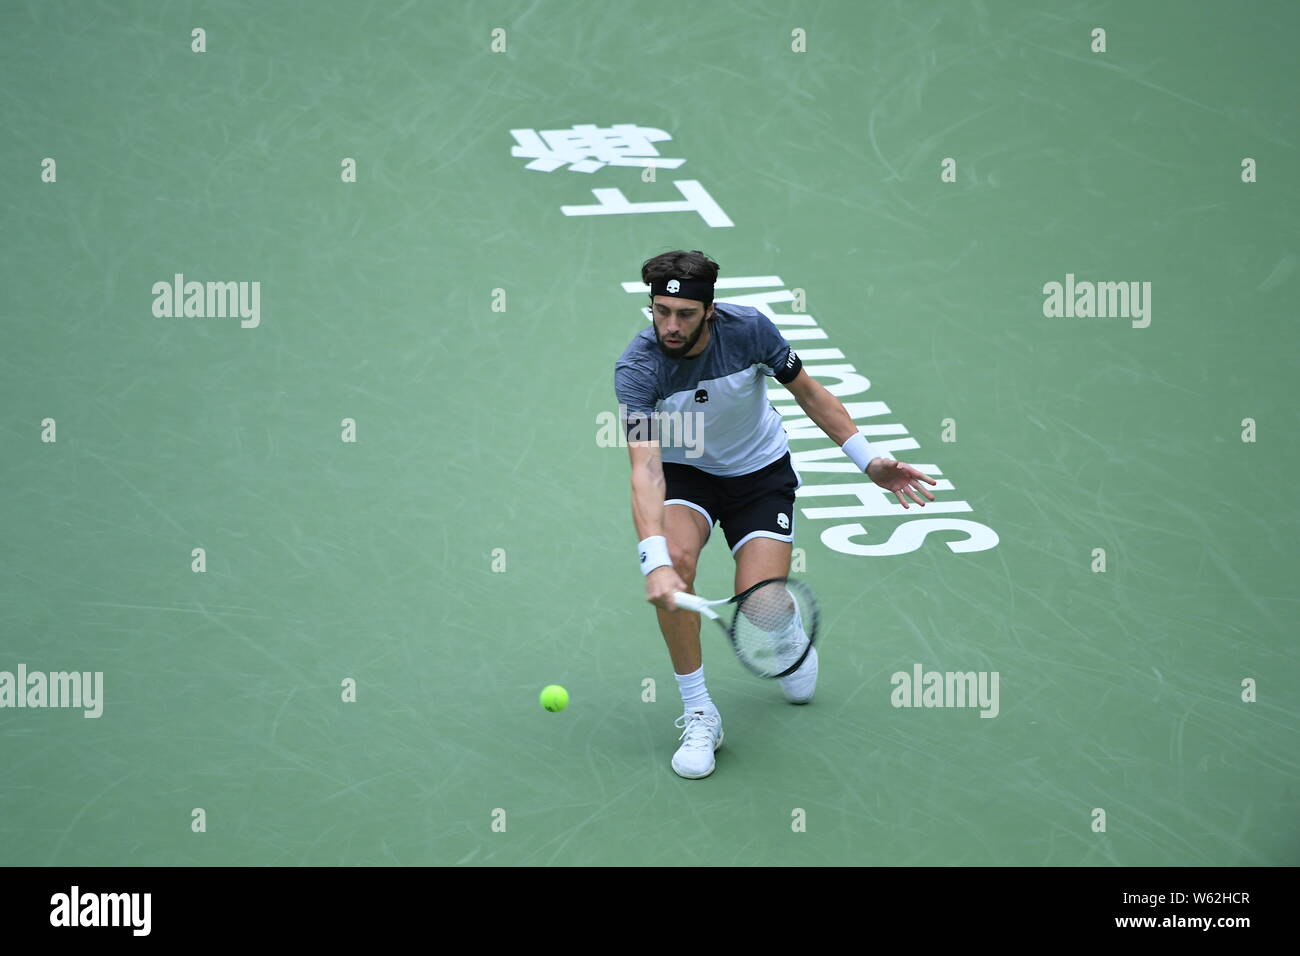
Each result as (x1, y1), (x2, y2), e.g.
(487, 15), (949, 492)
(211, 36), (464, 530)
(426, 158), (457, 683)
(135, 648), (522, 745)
(798, 384), (861, 448)
(629, 460), (666, 540)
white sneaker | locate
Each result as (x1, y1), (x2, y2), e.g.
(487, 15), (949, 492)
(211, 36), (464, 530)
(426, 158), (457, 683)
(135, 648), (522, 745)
(671, 710), (724, 778)
(778, 645), (819, 704)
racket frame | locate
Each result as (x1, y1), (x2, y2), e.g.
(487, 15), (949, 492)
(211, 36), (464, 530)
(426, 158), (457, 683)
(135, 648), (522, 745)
(672, 576), (818, 679)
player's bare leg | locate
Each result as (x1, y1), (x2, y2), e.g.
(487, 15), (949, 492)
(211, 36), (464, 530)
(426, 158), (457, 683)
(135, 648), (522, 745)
(733, 536), (792, 594)
(656, 503), (709, 673)
(733, 536), (817, 703)
(659, 503), (725, 778)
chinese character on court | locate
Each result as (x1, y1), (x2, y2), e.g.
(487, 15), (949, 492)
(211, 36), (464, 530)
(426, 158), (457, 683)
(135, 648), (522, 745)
(510, 124), (687, 173)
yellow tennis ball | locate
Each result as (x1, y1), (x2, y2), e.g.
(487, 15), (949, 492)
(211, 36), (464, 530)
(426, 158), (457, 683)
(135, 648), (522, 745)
(540, 685), (569, 712)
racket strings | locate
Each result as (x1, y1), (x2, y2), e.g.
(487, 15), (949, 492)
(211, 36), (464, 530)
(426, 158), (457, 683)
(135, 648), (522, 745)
(732, 583), (809, 674)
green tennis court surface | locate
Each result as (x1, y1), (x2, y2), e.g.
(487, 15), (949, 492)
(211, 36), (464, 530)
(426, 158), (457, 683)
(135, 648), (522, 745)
(1, 0), (1296, 866)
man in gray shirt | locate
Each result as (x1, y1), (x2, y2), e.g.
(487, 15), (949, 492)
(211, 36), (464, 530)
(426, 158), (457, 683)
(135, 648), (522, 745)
(615, 249), (936, 779)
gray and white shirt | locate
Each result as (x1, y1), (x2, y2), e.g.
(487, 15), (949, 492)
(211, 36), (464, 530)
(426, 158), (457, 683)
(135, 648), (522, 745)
(614, 301), (803, 476)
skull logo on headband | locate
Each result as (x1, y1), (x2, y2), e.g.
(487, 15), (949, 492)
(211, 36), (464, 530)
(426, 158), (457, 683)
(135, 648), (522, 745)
(667, 279), (680, 293)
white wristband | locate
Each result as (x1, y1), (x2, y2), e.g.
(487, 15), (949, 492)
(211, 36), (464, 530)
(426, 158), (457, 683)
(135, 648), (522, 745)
(842, 433), (885, 473)
(638, 535), (672, 575)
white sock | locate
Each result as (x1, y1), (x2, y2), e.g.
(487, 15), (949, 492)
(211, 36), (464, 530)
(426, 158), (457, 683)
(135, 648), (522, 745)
(674, 665), (717, 716)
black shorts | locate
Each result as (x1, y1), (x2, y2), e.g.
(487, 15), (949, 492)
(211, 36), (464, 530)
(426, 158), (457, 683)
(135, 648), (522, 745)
(663, 453), (802, 554)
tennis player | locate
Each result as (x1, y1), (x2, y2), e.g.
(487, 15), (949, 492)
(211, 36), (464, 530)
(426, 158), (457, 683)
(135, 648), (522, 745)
(615, 249), (938, 778)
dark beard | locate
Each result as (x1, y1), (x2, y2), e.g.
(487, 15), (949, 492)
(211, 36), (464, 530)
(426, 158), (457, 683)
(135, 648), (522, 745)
(656, 318), (706, 358)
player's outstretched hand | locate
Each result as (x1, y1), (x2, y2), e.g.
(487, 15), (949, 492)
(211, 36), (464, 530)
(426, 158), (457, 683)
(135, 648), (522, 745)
(868, 459), (938, 509)
(646, 565), (688, 611)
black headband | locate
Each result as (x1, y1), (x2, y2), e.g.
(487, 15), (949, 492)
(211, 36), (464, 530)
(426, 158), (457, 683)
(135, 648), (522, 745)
(649, 277), (714, 304)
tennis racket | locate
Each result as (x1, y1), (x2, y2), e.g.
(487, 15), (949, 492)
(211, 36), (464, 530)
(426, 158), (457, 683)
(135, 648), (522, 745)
(672, 576), (820, 679)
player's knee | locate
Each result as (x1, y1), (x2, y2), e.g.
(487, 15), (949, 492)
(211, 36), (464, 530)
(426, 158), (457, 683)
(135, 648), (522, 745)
(669, 545), (698, 585)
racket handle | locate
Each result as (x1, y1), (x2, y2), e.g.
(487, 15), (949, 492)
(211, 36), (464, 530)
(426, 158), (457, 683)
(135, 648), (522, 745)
(671, 592), (708, 613)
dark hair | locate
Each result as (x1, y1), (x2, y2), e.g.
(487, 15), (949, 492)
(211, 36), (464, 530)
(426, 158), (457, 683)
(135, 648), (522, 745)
(640, 249), (720, 307)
